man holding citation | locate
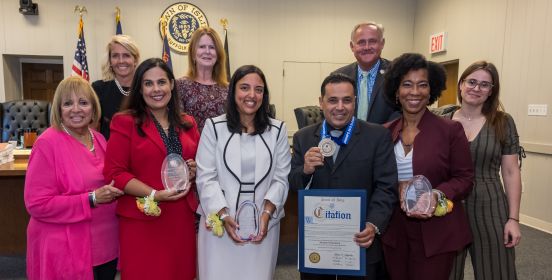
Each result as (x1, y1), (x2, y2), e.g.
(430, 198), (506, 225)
(289, 73), (398, 279)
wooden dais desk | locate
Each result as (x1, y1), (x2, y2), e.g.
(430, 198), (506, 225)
(0, 150), (30, 255)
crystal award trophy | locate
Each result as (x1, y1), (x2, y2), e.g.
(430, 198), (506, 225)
(404, 175), (432, 215)
(235, 200), (259, 241)
(161, 153), (190, 192)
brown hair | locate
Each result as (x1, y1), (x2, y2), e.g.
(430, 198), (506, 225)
(457, 61), (507, 144)
(186, 27), (228, 87)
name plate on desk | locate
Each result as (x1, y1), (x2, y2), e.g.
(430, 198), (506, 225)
(298, 189), (366, 276)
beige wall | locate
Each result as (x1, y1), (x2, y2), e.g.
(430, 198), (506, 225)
(0, 0), (415, 113)
(414, 0), (552, 232)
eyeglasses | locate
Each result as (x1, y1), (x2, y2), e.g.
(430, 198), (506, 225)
(463, 79), (493, 91)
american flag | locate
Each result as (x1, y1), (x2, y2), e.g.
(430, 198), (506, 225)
(161, 24), (173, 70)
(71, 17), (90, 81)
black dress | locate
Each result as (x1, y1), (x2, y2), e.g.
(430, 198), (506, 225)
(92, 80), (130, 140)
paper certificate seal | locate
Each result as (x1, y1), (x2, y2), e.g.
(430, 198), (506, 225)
(318, 138), (336, 157)
(309, 252), (321, 263)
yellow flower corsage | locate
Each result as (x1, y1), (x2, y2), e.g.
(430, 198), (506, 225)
(206, 213), (224, 237)
(136, 190), (161, 216)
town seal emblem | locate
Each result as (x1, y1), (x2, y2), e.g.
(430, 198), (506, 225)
(159, 2), (209, 53)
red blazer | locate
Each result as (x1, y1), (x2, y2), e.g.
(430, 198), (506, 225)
(382, 109), (474, 257)
(104, 113), (200, 220)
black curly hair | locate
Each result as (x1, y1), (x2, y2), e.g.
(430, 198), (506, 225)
(383, 53), (446, 110)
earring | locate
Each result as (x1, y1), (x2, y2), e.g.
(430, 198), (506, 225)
(395, 95), (399, 104)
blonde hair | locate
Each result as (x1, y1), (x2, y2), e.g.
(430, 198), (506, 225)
(186, 27), (228, 87)
(350, 22), (385, 41)
(101, 35), (140, 81)
(50, 76), (101, 130)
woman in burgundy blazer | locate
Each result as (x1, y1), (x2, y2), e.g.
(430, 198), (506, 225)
(104, 58), (200, 279)
(380, 53), (474, 280)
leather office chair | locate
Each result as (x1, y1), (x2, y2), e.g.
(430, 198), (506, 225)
(294, 106), (324, 129)
(1, 100), (50, 142)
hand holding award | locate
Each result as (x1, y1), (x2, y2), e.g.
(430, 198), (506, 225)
(161, 153), (190, 193)
(235, 200), (259, 241)
(403, 175), (433, 216)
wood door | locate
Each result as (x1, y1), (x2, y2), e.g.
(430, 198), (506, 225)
(438, 61), (459, 106)
(22, 63), (64, 102)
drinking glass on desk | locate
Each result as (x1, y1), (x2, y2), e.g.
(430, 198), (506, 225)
(24, 129), (38, 148)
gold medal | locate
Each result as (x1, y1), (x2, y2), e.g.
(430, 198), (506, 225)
(318, 138), (336, 157)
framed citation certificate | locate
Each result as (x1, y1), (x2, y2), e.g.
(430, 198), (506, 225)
(298, 189), (367, 276)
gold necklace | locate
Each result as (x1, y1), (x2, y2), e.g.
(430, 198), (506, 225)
(61, 123), (95, 152)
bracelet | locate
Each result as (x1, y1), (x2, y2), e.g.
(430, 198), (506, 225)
(219, 212), (230, 221)
(88, 191), (97, 208)
(366, 222), (380, 235)
(262, 209), (273, 219)
(432, 189), (450, 217)
(508, 217), (519, 222)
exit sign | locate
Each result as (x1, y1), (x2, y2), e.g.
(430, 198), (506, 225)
(429, 32), (447, 54)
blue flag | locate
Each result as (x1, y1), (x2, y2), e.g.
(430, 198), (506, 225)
(161, 27), (173, 70)
(116, 14), (123, 35)
(71, 17), (89, 81)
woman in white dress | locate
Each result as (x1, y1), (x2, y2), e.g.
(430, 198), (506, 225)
(196, 65), (291, 280)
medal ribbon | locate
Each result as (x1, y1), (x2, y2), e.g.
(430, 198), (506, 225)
(320, 117), (356, 146)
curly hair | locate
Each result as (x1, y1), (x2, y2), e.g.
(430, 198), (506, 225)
(225, 65), (271, 135)
(384, 53), (446, 110)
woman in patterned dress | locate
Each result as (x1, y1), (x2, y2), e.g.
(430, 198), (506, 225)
(447, 61), (522, 280)
(176, 27), (228, 132)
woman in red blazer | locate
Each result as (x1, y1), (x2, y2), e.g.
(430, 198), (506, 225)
(381, 53), (474, 280)
(104, 58), (200, 279)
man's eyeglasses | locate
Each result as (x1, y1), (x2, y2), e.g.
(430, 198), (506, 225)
(463, 79), (493, 91)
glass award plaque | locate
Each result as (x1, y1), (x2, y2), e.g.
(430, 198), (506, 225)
(161, 153), (190, 192)
(235, 200), (259, 241)
(404, 175), (432, 215)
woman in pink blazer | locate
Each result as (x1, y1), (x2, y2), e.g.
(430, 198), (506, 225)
(25, 76), (123, 280)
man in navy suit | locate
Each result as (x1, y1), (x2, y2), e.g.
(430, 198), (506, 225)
(333, 22), (399, 124)
(289, 73), (397, 279)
